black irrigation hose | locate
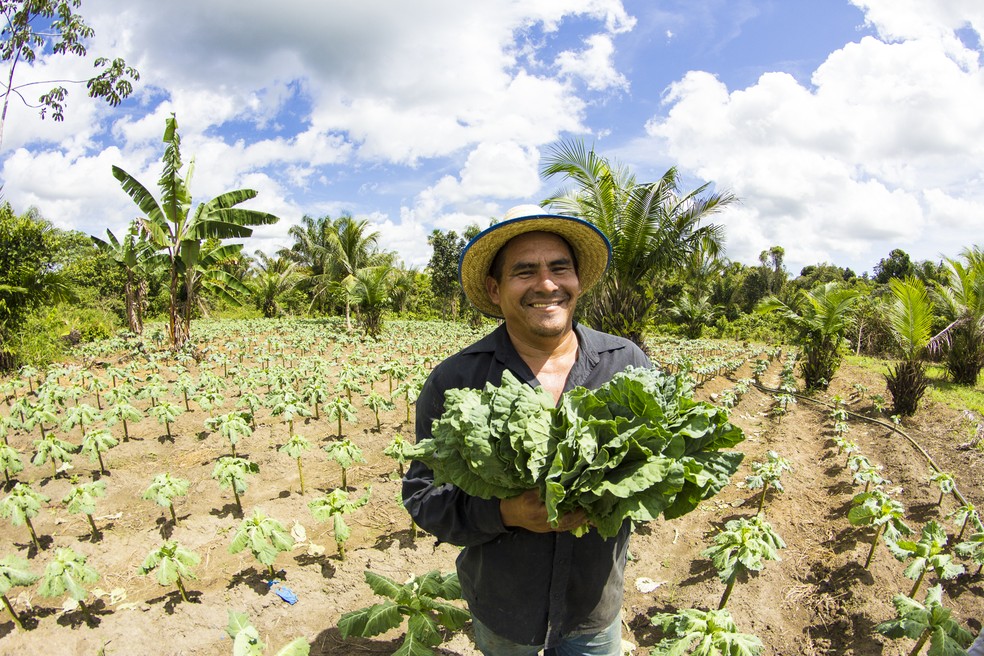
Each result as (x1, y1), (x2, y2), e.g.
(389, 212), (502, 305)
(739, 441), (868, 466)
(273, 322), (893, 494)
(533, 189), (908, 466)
(750, 380), (970, 508)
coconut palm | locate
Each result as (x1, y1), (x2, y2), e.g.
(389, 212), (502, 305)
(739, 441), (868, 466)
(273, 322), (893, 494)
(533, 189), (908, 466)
(349, 265), (393, 338)
(931, 247), (984, 385)
(249, 252), (299, 318)
(111, 114), (279, 348)
(883, 277), (934, 415)
(541, 139), (735, 349)
(757, 282), (860, 391)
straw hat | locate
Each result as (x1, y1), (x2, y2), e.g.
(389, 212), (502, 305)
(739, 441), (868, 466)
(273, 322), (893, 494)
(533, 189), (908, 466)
(458, 204), (611, 318)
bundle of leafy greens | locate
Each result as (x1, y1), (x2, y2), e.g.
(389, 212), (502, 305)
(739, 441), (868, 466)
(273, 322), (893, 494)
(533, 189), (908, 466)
(409, 367), (745, 538)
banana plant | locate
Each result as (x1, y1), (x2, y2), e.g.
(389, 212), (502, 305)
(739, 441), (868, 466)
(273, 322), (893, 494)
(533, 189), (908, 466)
(702, 515), (785, 610)
(323, 438), (364, 490)
(0, 554), (38, 630)
(876, 585), (974, 656)
(0, 482), (49, 550)
(212, 456), (259, 515)
(849, 488), (912, 569)
(307, 487), (371, 561)
(62, 478), (107, 540)
(138, 540), (199, 603)
(650, 608), (763, 656)
(142, 472), (191, 525)
(886, 520), (965, 598)
(278, 434), (312, 495)
(37, 547), (99, 617)
(228, 509), (295, 579)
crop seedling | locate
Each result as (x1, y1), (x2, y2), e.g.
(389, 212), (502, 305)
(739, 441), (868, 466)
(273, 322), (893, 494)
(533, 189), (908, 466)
(138, 540), (199, 603)
(948, 503), (979, 542)
(62, 477), (107, 540)
(0, 482), (50, 550)
(38, 547), (99, 617)
(307, 487), (371, 560)
(103, 398), (143, 442)
(143, 472), (191, 525)
(270, 392), (311, 437)
(886, 520), (964, 598)
(80, 428), (118, 476)
(228, 509), (295, 579)
(848, 488), (912, 569)
(650, 607), (763, 656)
(770, 393), (795, 423)
(31, 433), (78, 479)
(212, 456), (259, 515)
(876, 585), (974, 656)
(364, 390), (395, 432)
(383, 433), (413, 478)
(323, 396), (358, 438)
(0, 442), (24, 485)
(205, 411), (252, 457)
(279, 434), (312, 494)
(338, 570), (470, 656)
(702, 515), (785, 610)
(226, 610), (310, 656)
(744, 450), (791, 515)
(928, 470), (956, 506)
(149, 399), (184, 441)
(853, 463), (889, 493)
(0, 554), (39, 630)
(955, 522), (984, 575)
(323, 438), (365, 490)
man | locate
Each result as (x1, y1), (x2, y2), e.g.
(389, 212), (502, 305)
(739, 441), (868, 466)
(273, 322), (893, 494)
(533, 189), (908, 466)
(402, 205), (650, 656)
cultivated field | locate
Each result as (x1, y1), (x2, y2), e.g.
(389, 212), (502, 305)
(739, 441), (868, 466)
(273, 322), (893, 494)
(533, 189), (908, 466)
(0, 318), (981, 655)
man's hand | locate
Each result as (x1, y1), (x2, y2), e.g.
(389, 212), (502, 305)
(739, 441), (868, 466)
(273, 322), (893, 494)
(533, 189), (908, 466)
(500, 489), (587, 533)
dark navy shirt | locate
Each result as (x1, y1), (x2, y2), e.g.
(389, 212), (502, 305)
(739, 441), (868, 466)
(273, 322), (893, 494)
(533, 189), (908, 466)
(402, 323), (650, 647)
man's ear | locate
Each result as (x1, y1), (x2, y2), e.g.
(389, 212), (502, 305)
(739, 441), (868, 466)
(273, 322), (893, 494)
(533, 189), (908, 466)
(485, 276), (500, 305)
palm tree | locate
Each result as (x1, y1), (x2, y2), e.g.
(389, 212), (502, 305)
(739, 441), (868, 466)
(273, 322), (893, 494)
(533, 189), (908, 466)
(349, 265), (393, 338)
(541, 139), (735, 349)
(91, 220), (155, 335)
(249, 252), (299, 318)
(668, 291), (720, 339)
(931, 247), (984, 385)
(884, 277), (934, 415)
(111, 114), (279, 348)
(757, 282), (860, 390)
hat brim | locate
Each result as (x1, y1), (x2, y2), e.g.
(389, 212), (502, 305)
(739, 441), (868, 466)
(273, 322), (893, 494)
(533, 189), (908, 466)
(458, 213), (611, 318)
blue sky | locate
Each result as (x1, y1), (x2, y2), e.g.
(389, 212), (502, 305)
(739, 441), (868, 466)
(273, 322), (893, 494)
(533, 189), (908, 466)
(2, 0), (982, 277)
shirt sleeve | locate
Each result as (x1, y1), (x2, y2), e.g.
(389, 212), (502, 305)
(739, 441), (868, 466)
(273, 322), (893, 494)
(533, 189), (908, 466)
(401, 365), (509, 547)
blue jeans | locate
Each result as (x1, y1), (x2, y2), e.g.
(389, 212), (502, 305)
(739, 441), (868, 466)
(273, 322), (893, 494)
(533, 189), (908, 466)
(471, 613), (623, 656)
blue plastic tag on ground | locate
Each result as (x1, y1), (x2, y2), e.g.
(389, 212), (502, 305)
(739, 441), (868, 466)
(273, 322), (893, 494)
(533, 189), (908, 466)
(267, 579), (298, 605)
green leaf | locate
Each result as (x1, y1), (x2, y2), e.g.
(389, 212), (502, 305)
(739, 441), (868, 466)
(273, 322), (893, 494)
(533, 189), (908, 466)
(338, 600), (402, 638)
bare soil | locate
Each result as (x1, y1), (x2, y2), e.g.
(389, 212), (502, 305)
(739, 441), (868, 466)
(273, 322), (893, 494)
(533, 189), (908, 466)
(0, 325), (982, 656)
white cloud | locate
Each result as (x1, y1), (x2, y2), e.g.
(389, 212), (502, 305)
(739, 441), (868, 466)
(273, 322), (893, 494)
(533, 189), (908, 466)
(644, 5), (984, 274)
(556, 34), (630, 91)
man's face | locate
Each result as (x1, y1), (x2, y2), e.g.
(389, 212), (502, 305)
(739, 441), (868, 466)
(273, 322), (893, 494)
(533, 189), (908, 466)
(485, 231), (582, 342)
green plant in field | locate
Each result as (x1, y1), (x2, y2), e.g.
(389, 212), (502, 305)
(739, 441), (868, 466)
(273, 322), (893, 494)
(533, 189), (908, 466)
(143, 472), (191, 525)
(395, 377), (424, 424)
(278, 434), (312, 495)
(205, 411), (253, 457)
(0, 442), (24, 485)
(928, 470), (956, 506)
(852, 462), (889, 493)
(955, 524), (984, 575)
(364, 390), (395, 432)
(650, 607), (763, 656)
(226, 610), (310, 656)
(23, 400), (58, 439)
(38, 547), (99, 616)
(875, 585), (974, 656)
(80, 428), (118, 475)
(299, 378), (330, 420)
(149, 399), (184, 440)
(212, 456), (259, 515)
(228, 509), (295, 579)
(62, 478), (107, 540)
(849, 488), (911, 569)
(61, 402), (102, 438)
(103, 398), (143, 442)
(383, 433), (413, 478)
(32, 432), (78, 478)
(324, 396), (358, 438)
(173, 373), (198, 411)
(138, 540), (199, 603)
(883, 277), (934, 416)
(338, 570), (469, 656)
(769, 393), (795, 423)
(0, 482), (49, 550)
(744, 450), (791, 515)
(323, 438), (365, 490)
(886, 520), (964, 598)
(948, 503), (980, 542)
(307, 487), (371, 561)
(0, 554), (38, 629)
(270, 391), (311, 437)
(701, 515), (785, 610)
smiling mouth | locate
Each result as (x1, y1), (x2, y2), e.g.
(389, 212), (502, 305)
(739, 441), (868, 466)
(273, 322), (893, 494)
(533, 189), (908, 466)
(527, 298), (567, 309)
